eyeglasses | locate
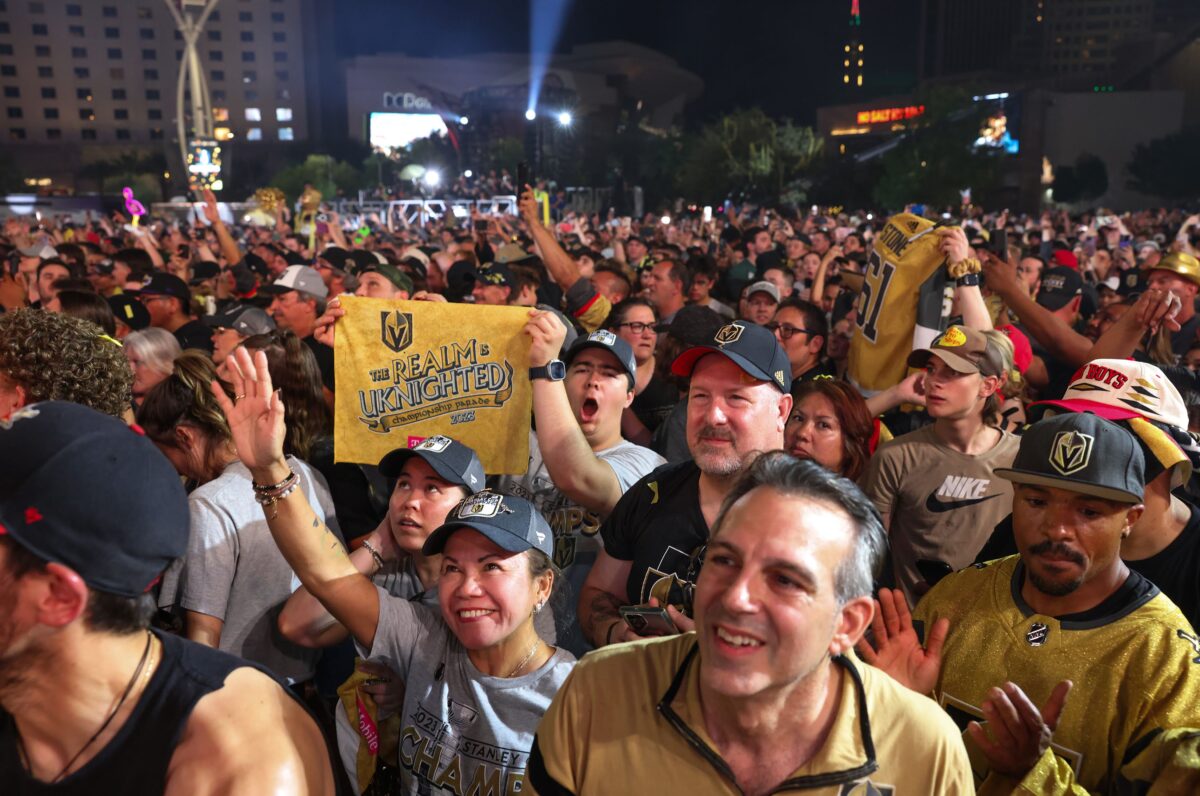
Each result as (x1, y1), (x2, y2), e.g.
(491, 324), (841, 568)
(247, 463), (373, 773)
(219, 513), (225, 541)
(766, 322), (812, 340)
(616, 321), (657, 335)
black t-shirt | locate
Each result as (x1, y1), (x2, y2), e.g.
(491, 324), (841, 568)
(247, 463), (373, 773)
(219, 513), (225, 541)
(791, 358), (837, 387)
(304, 335), (335, 391)
(1171, 314), (1200, 358)
(976, 500), (1200, 629)
(174, 319), (214, 354)
(600, 460), (707, 606)
(630, 373), (679, 434)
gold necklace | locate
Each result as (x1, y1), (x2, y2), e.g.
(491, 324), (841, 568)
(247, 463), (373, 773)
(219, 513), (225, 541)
(506, 640), (541, 678)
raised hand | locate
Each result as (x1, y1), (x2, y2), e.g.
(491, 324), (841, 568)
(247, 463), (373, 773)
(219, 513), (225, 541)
(855, 587), (948, 694)
(201, 188), (221, 225)
(313, 297), (344, 348)
(211, 346), (288, 475)
(968, 680), (1072, 778)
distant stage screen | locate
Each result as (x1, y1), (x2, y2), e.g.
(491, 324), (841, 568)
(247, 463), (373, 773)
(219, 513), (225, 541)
(973, 93), (1021, 155)
(369, 112), (448, 151)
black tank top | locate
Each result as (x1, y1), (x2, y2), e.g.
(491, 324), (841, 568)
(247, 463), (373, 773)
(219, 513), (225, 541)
(0, 630), (283, 794)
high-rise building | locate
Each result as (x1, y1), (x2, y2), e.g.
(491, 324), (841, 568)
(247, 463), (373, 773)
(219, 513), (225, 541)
(842, 0), (865, 89)
(0, 0), (323, 188)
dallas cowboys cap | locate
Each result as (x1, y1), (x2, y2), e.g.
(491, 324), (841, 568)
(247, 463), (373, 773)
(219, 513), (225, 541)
(422, 490), (553, 559)
(995, 412), (1144, 503)
(378, 435), (485, 492)
(0, 402), (189, 597)
(565, 329), (636, 388)
(670, 320), (791, 393)
(259, 264), (329, 299)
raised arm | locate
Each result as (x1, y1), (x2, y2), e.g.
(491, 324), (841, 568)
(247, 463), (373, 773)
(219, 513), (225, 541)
(213, 346), (381, 650)
(525, 310), (627, 514)
(201, 189), (244, 267)
(520, 186), (580, 291)
(982, 253), (1092, 367)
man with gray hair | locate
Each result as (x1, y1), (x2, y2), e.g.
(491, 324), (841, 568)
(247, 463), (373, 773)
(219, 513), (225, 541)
(529, 453), (972, 794)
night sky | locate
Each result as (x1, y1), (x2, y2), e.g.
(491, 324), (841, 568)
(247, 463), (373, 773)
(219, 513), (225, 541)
(335, 0), (923, 125)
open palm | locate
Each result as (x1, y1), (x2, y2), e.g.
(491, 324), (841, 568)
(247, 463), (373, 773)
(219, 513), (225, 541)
(855, 587), (948, 695)
(211, 346), (288, 472)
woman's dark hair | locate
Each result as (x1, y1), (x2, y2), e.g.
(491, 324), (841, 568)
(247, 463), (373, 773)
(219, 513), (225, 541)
(242, 330), (331, 460)
(56, 289), (117, 336)
(0, 536), (154, 634)
(137, 351), (234, 479)
(790, 378), (874, 482)
(602, 296), (658, 330)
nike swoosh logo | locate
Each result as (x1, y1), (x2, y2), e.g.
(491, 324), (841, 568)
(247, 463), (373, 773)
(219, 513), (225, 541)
(925, 493), (1000, 513)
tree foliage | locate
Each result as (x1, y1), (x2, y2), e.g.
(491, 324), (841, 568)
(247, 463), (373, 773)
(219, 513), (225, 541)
(679, 108), (823, 205)
(1052, 153), (1108, 205)
(872, 87), (1002, 211)
(269, 154), (367, 202)
(1127, 128), (1200, 201)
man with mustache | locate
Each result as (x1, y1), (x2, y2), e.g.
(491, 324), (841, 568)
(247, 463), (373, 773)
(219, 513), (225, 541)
(578, 321), (792, 647)
(860, 413), (1200, 793)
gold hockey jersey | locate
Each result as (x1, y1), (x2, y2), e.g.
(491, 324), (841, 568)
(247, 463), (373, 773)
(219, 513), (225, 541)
(848, 212), (948, 394)
(913, 555), (1200, 794)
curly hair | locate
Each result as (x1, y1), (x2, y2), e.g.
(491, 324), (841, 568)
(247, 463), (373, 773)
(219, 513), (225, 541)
(0, 308), (132, 417)
(242, 330), (331, 460)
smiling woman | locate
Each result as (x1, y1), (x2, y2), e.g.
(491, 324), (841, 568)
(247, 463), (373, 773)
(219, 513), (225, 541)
(214, 347), (575, 795)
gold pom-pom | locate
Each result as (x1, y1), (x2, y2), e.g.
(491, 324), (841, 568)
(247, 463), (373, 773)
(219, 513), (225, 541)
(254, 187), (286, 213)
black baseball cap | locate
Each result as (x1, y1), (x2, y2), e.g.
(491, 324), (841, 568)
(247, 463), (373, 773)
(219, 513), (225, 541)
(378, 435), (485, 492)
(189, 261), (220, 285)
(995, 412), (1144, 503)
(654, 305), (725, 346)
(107, 294), (150, 331)
(202, 304), (276, 337)
(1036, 266), (1084, 312)
(318, 246), (352, 271)
(671, 320), (792, 393)
(422, 490), (553, 559)
(0, 402), (188, 597)
(565, 329), (636, 388)
(136, 272), (191, 303)
(476, 263), (516, 290)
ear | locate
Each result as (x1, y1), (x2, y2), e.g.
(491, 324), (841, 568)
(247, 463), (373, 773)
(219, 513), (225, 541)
(807, 335), (825, 356)
(1122, 504), (1145, 537)
(623, 386), (635, 409)
(776, 392), (794, 432)
(829, 595), (874, 656)
(979, 373), (1003, 399)
(35, 563), (90, 629)
(1067, 295), (1081, 315)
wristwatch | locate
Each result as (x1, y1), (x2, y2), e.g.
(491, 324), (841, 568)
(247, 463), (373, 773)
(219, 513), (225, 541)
(529, 360), (566, 381)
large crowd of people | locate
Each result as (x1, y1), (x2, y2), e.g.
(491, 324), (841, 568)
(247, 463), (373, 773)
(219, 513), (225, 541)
(1, 183), (1199, 794)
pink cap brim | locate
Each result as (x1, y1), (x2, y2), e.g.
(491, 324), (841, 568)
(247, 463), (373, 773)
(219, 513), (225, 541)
(1030, 398), (1142, 422)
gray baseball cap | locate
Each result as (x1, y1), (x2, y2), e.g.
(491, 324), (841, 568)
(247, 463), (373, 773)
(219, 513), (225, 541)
(996, 413), (1144, 503)
(259, 265), (329, 299)
(565, 329), (636, 388)
(422, 490), (553, 559)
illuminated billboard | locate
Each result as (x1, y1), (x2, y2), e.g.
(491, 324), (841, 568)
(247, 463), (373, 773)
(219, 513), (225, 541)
(973, 93), (1020, 155)
(186, 138), (223, 191)
(369, 112), (448, 152)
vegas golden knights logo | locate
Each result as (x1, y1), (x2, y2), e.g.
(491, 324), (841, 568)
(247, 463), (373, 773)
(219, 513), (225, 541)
(1049, 431), (1093, 476)
(380, 311), (413, 353)
(714, 323), (744, 346)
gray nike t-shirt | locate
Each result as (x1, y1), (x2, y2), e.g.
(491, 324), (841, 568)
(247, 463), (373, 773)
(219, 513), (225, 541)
(352, 588), (575, 795)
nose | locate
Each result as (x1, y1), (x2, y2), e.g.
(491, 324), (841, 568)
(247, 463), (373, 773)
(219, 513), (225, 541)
(455, 569), (485, 598)
(704, 398), (729, 427)
(1042, 503), (1076, 541)
(719, 570), (758, 615)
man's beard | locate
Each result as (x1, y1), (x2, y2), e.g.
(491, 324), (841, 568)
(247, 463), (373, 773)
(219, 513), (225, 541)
(1025, 541), (1086, 597)
(690, 426), (747, 477)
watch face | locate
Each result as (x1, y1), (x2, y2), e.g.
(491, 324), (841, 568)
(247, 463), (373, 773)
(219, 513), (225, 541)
(548, 360), (567, 380)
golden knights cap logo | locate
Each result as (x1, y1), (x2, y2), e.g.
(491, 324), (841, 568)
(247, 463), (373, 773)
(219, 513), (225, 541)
(415, 435), (452, 453)
(587, 329), (617, 346)
(380, 310), (413, 354)
(1049, 430), (1094, 476)
(714, 323), (744, 346)
(454, 490), (511, 519)
(1026, 622), (1050, 647)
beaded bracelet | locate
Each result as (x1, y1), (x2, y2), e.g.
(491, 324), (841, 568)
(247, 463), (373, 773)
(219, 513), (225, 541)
(360, 539), (386, 572)
(252, 469), (299, 519)
(252, 470), (298, 494)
